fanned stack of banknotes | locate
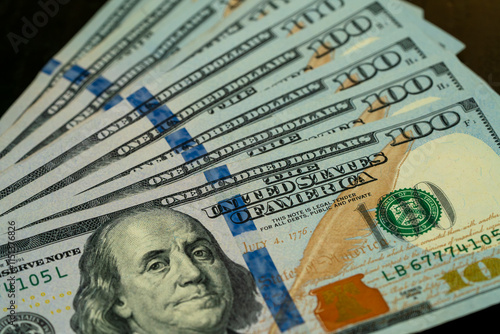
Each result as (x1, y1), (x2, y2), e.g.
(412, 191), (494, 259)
(1, 0), (500, 333)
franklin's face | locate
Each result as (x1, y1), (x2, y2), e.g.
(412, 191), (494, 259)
(109, 211), (233, 334)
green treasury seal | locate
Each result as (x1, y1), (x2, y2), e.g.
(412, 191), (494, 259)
(376, 188), (441, 237)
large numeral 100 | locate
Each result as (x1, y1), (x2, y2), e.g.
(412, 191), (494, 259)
(355, 181), (456, 249)
(361, 75), (434, 113)
(332, 51), (402, 90)
(386, 111), (461, 146)
(308, 16), (372, 58)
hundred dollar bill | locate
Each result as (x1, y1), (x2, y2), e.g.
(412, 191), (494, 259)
(0, 0), (379, 204)
(0, 0), (195, 160)
(7, 52), (492, 226)
(0, 0), (458, 212)
(1, 91), (500, 333)
(164, 0), (429, 71)
(0, 0), (142, 136)
(0, 0), (328, 172)
(2, 0), (300, 165)
(2, 31), (468, 222)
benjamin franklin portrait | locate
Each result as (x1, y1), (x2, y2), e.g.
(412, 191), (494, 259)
(70, 207), (262, 334)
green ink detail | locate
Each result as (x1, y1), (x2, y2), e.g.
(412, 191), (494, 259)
(56, 267), (68, 279)
(376, 189), (441, 237)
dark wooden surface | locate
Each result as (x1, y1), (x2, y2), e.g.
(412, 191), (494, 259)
(409, 0), (500, 93)
(0, 1), (499, 333)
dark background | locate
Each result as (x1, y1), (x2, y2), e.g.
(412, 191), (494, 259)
(410, 0), (500, 92)
(0, 1), (499, 114)
(0, 1), (499, 333)
(0, 1), (106, 114)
